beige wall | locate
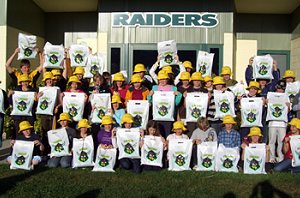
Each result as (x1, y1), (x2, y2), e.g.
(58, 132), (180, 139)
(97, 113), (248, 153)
(0, 25), (6, 90)
(291, 37), (300, 79)
(223, 33), (234, 70)
(235, 40), (257, 83)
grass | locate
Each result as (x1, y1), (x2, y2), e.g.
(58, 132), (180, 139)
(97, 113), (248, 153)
(0, 164), (300, 197)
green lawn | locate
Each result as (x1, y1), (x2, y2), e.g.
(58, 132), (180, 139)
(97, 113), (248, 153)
(0, 164), (299, 197)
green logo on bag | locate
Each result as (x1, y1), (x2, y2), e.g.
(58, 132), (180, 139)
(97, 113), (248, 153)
(68, 106), (78, 118)
(54, 143), (64, 152)
(164, 53), (173, 64)
(202, 157), (213, 168)
(15, 155), (26, 166)
(79, 151), (89, 162)
(17, 100), (27, 111)
(49, 54), (59, 64)
(191, 107), (201, 119)
(272, 106), (282, 118)
(147, 150), (158, 161)
(246, 111), (256, 123)
(74, 54), (83, 64)
(222, 158), (233, 169)
(124, 143), (135, 154)
(175, 154), (186, 166)
(249, 158), (260, 171)
(99, 158), (109, 167)
(40, 100), (49, 110)
(90, 65), (98, 75)
(133, 114), (142, 128)
(24, 48), (33, 57)
(258, 63), (268, 76)
(97, 108), (105, 119)
(220, 102), (229, 113)
(199, 61), (207, 75)
(158, 105), (168, 116)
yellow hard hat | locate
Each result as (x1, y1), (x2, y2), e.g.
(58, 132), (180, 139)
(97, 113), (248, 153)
(51, 69), (61, 76)
(121, 113), (134, 124)
(19, 74), (31, 83)
(190, 72), (204, 81)
(172, 121), (187, 131)
(162, 66), (173, 74)
(296, 120), (300, 130)
(113, 72), (125, 82)
(77, 119), (91, 129)
(248, 127), (263, 137)
(42, 72), (54, 82)
(183, 61), (193, 69)
(57, 112), (72, 122)
(221, 66), (232, 76)
(246, 81), (261, 94)
(73, 66), (85, 75)
(18, 121), (33, 133)
(157, 70), (170, 80)
(101, 115), (115, 126)
(283, 70), (295, 79)
(68, 76), (82, 85)
(130, 73), (143, 83)
(204, 76), (213, 83)
(223, 115), (236, 125)
(179, 72), (190, 81)
(111, 94), (122, 104)
(213, 76), (225, 85)
(288, 118), (299, 126)
(133, 63), (146, 73)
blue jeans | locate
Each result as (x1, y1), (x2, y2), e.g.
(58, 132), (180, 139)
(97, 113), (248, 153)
(274, 158), (300, 173)
(47, 156), (72, 168)
(119, 158), (141, 173)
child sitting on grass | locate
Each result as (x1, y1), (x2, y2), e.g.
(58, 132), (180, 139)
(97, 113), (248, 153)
(218, 115), (240, 148)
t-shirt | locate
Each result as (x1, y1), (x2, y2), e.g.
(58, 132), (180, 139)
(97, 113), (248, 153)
(97, 129), (113, 146)
(10, 69), (40, 88)
(167, 133), (189, 141)
(191, 127), (217, 142)
(131, 88), (143, 100)
(284, 133), (293, 160)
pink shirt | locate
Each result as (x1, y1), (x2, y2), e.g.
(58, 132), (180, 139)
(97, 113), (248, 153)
(157, 85), (173, 91)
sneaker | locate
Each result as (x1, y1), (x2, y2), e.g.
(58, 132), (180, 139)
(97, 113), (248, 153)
(192, 165), (198, 170)
(269, 159), (277, 163)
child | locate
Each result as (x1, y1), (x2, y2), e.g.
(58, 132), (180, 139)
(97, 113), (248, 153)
(97, 115), (117, 149)
(166, 121), (189, 142)
(118, 113), (142, 173)
(240, 127), (271, 172)
(132, 63), (153, 90)
(125, 74), (149, 102)
(73, 66), (89, 94)
(110, 94), (125, 127)
(110, 72), (129, 105)
(176, 72), (190, 121)
(183, 61), (193, 74)
(218, 115), (240, 148)
(47, 113), (77, 168)
(273, 118), (300, 173)
(7, 121), (44, 168)
(204, 76), (213, 93)
(141, 120), (166, 171)
(77, 119), (92, 139)
(220, 66), (237, 87)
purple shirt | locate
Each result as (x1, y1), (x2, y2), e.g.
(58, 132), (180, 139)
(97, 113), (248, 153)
(97, 129), (113, 146)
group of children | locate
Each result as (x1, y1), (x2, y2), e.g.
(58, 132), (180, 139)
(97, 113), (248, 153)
(2, 47), (300, 173)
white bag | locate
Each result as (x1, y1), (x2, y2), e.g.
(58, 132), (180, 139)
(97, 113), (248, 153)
(117, 128), (141, 159)
(90, 93), (111, 124)
(153, 91), (175, 121)
(196, 51), (214, 77)
(240, 97), (263, 127)
(10, 140), (34, 170)
(186, 93), (208, 122)
(43, 42), (64, 69)
(63, 92), (85, 121)
(244, 144), (266, 174)
(252, 55), (274, 80)
(196, 141), (218, 171)
(216, 144), (240, 173)
(11, 91), (35, 116)
(48, 128), (70, 157)
(266, 92), (289, 122)
(290, 135), (300, 167)
(93, 148), (117, 172)
(214, 90), (236, 119)
(72, 135), (94, 168)
(127, 100), (149, 129)
(69, 44), (89, 67)
(141, 136), (164, 167)
(228, 83), (246, 97)
(84, 53), (105, 78)
(36, 87), (59, 115)
(285, 81), (300, 104)
(0, 90), (5, 114)
(168, 139), (193, 171)
(18, 33), (37, 60)
(157, 40), (177, 68)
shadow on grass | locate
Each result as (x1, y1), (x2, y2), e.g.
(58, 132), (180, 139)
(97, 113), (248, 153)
(75, 189), (102, 198)
(250, 180), (291, 198)
(0, 166), (48, 194)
